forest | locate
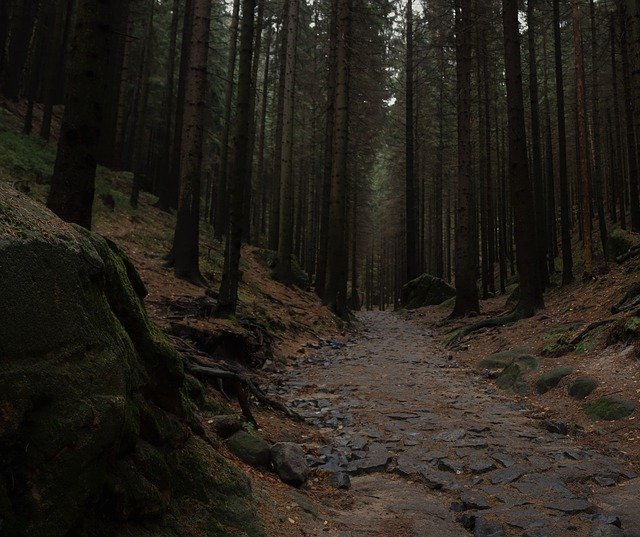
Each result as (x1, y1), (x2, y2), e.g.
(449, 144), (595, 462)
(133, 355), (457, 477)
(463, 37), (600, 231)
(2, 0), (640, 535)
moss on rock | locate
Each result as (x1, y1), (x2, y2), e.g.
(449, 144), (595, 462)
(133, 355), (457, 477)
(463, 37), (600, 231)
(496, 362), (529, 395)
(585, 397), (636, 421)
(0, 185), (263, 536)
(608, 228), (639, 259)
(608, 316), (640, 345)
(536, 367), (573, 394)
(568, 377), (598, 400)
(477, 350), (539, 372)
(401, 273), (456, 309)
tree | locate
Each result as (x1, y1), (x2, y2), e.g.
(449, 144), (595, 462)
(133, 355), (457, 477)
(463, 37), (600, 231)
(451, 0), (480, 317)
(217, 0), (256, 315)
(553, 0), (574, 285)
(503, 0), (544, 315)
(405, 0), (418, 283)
(275, 0), (300, 284)
(214, 0), (241, 240)
(323, 0), (351, 316)
(46, 0), (123, 229)
(167, 0), (212, 286)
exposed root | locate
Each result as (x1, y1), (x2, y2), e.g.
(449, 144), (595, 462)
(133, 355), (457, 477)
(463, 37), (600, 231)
(445, 310), (523, 348)
(567, 319), (614, 346)
(612, 283), (640, 314)
(616, 244), (640, 264)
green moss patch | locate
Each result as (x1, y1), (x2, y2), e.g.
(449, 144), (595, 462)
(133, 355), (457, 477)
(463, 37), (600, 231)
(608, 316), (640, 345)
(536, 367), (573, 394)
(568, 377), (598, 400)
(585, 397), (636, 421)
(496, 362), (529, 395)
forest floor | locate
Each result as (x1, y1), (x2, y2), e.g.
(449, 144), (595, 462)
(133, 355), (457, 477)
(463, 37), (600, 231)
(2, 98), (640, 535)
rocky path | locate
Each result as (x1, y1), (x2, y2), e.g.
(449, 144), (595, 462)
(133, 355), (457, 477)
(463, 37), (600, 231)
(276, 311), (640, 537)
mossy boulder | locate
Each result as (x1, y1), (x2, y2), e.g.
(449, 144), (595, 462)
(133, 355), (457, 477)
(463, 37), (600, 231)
(496, 362), (529, 395)
(0, 185), (262, 536)
(585, 397), (636, 421)
(255, 248), (310, 290)
(568, 377), (598, 400)
(227, 431), (272, 469)
(401, 273), (456, 309)
(608, 228), (640, 259)
(536, 367), (574, 394)
(477, 349), (539, 372)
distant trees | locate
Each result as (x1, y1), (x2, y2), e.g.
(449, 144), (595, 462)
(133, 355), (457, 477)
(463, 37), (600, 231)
(6, 0), (640, 319)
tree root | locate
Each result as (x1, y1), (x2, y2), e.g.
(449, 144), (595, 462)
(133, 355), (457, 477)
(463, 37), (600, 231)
(616, 244), (640, 264)
(445, 310), (524, 348)
(612, 283), (640, 314)
(566, 319), (614, 346)
(187, 362), (303, 424)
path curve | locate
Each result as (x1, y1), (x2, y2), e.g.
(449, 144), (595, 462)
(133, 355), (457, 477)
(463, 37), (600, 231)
(277, 311), (639, 536)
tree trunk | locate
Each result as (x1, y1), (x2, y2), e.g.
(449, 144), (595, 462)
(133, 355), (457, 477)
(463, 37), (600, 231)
(323, 0), (350, 316)
(451, 0), (480, 317)
(405, 0), (418, 283)
(217, 0), (256, 314)
(214, 0), (241, 239)
(620, 2), (640, 231)
(168, 0), (212, 286)
(157, 0), (181, 211)
(503, 0), (544, 315)
(275, 0), (300, 284)
(46, 0), (120, 229)
(553, 0), (574, 284)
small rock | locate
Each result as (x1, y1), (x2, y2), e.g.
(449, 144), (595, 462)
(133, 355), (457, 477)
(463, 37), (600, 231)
(460, 491), (491, 510)
(271, 443), (310, 486)
(438, 458), (465, 474)
(474, 517), (505, 537)
(434, 428), (466, 442)
(328, 471), (351, 490)
(421, 469), (462, 491)
(590, 524), (624, 537)
(595, 476), (617, 487)
(207, 415), (244, 439)
(469, 458), (496, 474)
(227, 431), (272, 469)
(545, 498), (594, 514)
(544, 420), (568, 435)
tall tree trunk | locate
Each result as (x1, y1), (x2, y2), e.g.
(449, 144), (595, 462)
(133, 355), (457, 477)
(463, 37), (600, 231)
(275, 0), (300, 284)
(268, 0), (291, 250)
(553, 0), (574, 284)
(3, 0), (39, 99)
(168, 0), (212, 286)
(315, 0), (338, 298)
(157, 0), (181, 211)
(572, 0), (593, 275)
(503, 0), (544, 315)
(405, 0), (418, 283)
(611, 13), (626, 227)
(527, 0), (548, 286)
(214, 0), (241, 240)
(451, 0), (480, 317)
(323, 0), (350, 316)
(217, 0), (257, 314)
(46, 0), (120, 229)
(620, 3), (640, 231)
(542, 32), (557, 274)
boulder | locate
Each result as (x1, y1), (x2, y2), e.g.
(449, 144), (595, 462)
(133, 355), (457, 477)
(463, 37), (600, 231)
(607, 228), (639, 259)
(255, 248), (310, 290)
(585, 397), (636, 421)
(271, 443), (311, 486)
(568, 377), (598, 400)
(536, 367), (573, 394)
(401, 273), (456, 309)
(227, 431), (272, 468)
(208, 415), (245, 439)
(0, 185), (263, 537)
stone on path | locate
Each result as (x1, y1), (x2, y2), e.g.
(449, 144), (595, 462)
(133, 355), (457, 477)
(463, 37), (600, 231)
(271, 442), (310, 486)
(227, 431), (272, 469)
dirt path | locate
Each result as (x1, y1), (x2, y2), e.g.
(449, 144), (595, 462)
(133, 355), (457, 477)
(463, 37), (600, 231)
(275, 311), (639, 536)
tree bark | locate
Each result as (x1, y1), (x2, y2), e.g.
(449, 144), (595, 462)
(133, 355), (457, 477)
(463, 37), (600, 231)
(503, 0), (544, 315)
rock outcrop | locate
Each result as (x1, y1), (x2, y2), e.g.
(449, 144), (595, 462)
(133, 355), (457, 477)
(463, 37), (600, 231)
(0, 185), (263, 536)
